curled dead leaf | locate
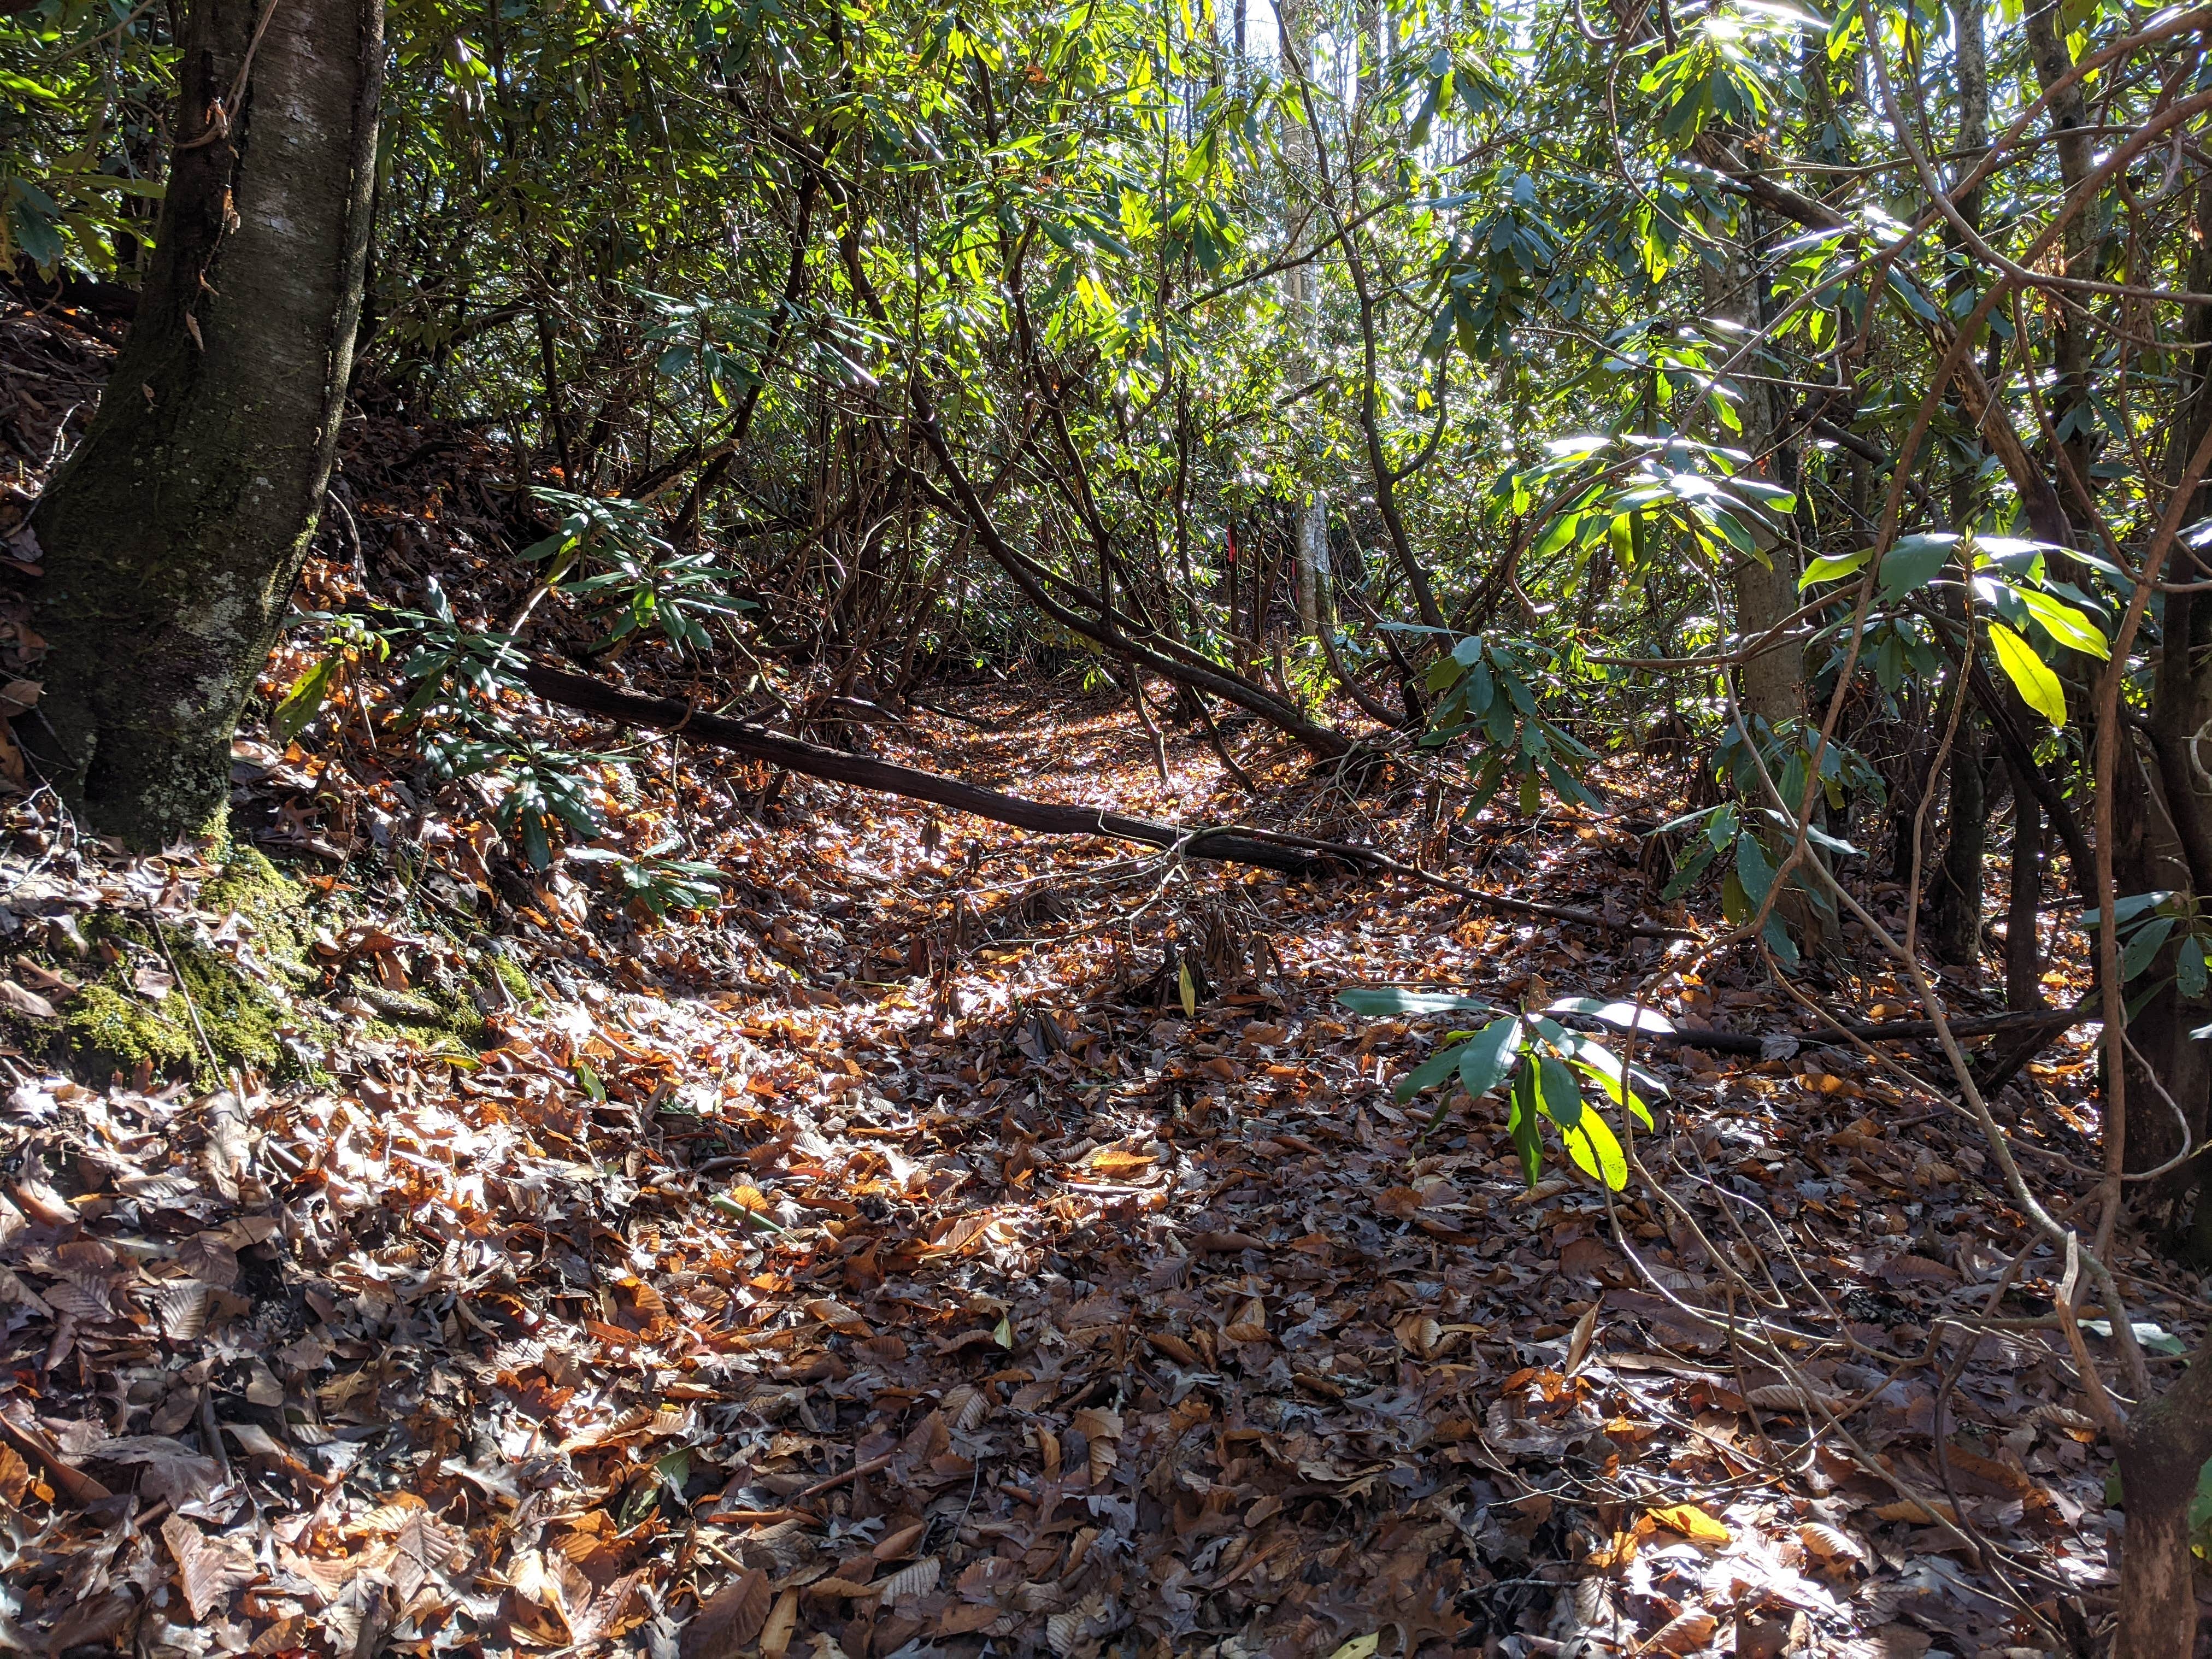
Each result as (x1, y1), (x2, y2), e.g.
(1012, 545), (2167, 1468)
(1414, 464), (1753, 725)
(1746, 1382), (1844, 1415)
(1375, 1185), (1422, 1219)
(9, 1175), (73, 1226)
(1648, 1502), (1729, 1545)
(872, 1521), (925, 1561)
(803, 1296), (870, 1337)
(1144, 1328), (1200, 1366)
(163, 1515), (257, 1620)
(1222, 1297), (1269, 1345)
(1083, 1145), (1156, 1176)
(1068, 1405), (1123, 1441)
(153, 1278), (210, 1342)
(1395, 1313), (1443, 1358)
(1191, 1230), (1268, 1254)
(0, 980), (56, 1020)
(1872, 1497), (1958, 1525)
(942, 1382), (988, 1433)
(876, 1555), (940, 1602)
(757, 1589), (800, 1659)
(1798, 1522), (1864, 1569)
(1563, 1301), (1601, 1374)
(1877, 1253), (1960, 1287)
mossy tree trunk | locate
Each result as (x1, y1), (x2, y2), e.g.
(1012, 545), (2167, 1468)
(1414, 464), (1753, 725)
(25, 0), (383, 848)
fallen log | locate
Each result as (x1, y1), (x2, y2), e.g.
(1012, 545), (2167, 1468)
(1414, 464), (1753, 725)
(1566, 1000), (2096, 1056)
(519, 663), (1360, 878)
(1189, 823), (1694, 939)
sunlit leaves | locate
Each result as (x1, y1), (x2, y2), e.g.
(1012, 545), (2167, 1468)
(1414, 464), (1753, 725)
(0, 5), (175, 272)
(1344, 993), (1638, 1191)
(1799, 548), (1870, 587)
(1987, 621), (2066, 727)
(1415, 631), (1603, 815)
(1340, 989), (1496, 1018)
(566, 847), (726, 917)
(1457, 1015), (1523, 1101)
(524, 490), (751, 657)
(1425, 169), (1556, 363)
(2011, 588), (2108, 658)
(1635, 18), (1776, 148)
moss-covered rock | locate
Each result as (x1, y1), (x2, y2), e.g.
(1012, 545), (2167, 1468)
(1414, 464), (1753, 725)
(3, 850), (321, 1084)
(67, 911), (298, 1080)
(54, 980), (203, 1076)
(3, 849), (531, 1083)
(199, 844), (315, 981)
(346, 975), (493, 1053)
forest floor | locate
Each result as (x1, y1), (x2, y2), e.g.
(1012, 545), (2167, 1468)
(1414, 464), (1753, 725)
(0, 296), (2206, 1659)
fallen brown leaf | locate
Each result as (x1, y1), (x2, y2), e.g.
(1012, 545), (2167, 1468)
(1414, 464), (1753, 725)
(681, 1567), (772, 1659)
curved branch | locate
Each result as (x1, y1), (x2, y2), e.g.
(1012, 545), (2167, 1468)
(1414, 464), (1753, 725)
(517, 662), (1355, 876)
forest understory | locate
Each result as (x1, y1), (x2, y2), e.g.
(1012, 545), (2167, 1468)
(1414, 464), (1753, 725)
(0, 298), (2197, 1659)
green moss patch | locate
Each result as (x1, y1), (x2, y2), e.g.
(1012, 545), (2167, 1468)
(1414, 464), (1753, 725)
(199, 845), (316, 981)
(67, 912), (297, 1080)
(3, 850), (532, 1083)
(491, 953), (535, 1003)
(3, 851), (323, 1084)
(54, 979), (204, 1077)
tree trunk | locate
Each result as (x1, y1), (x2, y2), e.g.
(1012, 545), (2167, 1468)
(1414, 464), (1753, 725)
(2005, 780), (2044, 1010)
(1930, 731), (1986, 968)
(1278, 0), (1331, 637)
(2112, 724), (2211, 1205)
(1699, 175), (1798, 731)
(1341, 217), (1446, 633)
(2126, 175), (2212, 1211)
(2025, 0), (2097, 502)
(1929, 0), (1991, 969)
(25, 0), (384, 848)
(2113, 1341), (2212, 1658)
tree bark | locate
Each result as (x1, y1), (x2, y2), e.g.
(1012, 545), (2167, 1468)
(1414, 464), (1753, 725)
(1277, 0), (1331, 636)
(25, 0), (384, 848)
(1929, 0), (1992, 969)
(1930, 732), (1986, 967)
(2122, 175), (2212, 1208)
(2025, 0), (2097, 500)
(1333, 185), (1446, 634)
(2005, 780), (2044, 1011)
(2113, 1340), (2212, 1658)
(1699, 170), (1798, 731)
